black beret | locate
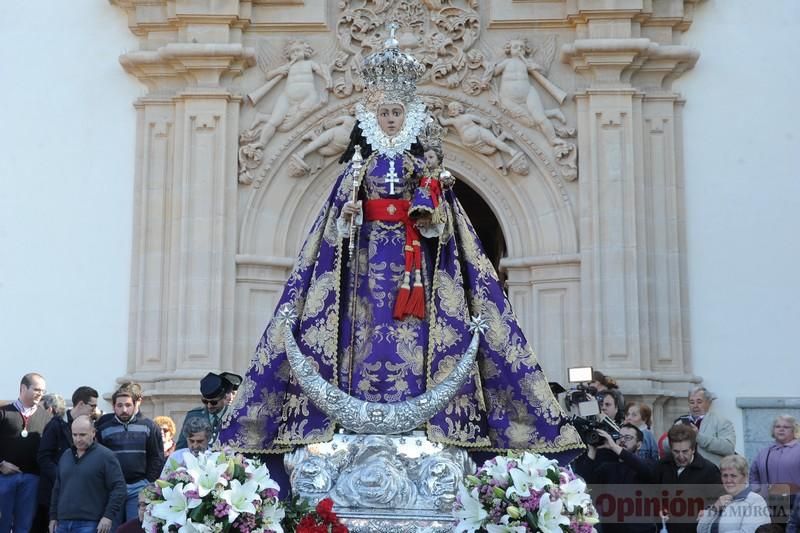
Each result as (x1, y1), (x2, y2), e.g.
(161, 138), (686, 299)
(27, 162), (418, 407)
(220, 372), (243, 391)
(200, 372), (226, 399)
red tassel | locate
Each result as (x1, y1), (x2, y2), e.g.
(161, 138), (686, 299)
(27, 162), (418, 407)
(407, 280), (425, 319)
(404, 242), (425, 319)
(394, 272), (411, 320)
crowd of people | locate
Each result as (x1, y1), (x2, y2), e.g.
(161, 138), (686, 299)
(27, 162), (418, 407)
(1, 369), (799, 533)
(0, 371), (240, 533)
(569, 371), (799, 533)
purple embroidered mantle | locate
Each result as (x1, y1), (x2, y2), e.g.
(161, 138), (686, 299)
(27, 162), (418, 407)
(219, 153), (583, 457)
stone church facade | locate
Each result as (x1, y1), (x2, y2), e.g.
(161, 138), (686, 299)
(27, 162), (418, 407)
(112, 0), (705, 432)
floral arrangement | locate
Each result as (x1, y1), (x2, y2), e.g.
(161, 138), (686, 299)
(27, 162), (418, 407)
(452, 452), (598, 533)
(142, 450), (285, 533)
(282, 496), (348, 533)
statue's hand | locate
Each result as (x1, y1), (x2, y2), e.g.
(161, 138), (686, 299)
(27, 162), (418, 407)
(341, 201), (362, 223)
(415, 215), (432, 230)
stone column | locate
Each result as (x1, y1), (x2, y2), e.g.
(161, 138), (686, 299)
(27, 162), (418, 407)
(503, 256), (582, 384)
(112, 0), (254, 419)
(562, 0), (701, 397)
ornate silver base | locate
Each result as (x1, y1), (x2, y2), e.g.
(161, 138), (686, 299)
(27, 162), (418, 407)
(284, 431), (475, 532)
(336, 510), (456, 533)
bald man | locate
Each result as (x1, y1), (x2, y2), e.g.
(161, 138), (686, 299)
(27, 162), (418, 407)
(49, 416), (126, 533)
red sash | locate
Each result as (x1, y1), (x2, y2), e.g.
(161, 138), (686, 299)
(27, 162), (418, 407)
(364, 199), (425, 319)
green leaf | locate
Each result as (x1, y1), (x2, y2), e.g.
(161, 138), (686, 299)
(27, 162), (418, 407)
(526, 509), (538, 528)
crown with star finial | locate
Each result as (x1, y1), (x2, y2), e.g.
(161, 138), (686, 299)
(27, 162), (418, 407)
(418, 114), (445, 151)
(359, 22), (426, 111)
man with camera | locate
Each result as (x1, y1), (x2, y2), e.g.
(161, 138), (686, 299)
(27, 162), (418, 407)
(673, 387), (735, 467)
(574, 424), (656, 533)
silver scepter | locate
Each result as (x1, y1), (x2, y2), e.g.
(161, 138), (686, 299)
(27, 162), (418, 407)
(348, 145), (363, 257)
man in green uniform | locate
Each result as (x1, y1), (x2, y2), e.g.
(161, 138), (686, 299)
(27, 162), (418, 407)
(175, 372), (230, 450)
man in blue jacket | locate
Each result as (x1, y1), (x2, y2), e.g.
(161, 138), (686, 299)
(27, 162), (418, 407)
(49, 416), (126, 533)
(95, 383), (164, 529)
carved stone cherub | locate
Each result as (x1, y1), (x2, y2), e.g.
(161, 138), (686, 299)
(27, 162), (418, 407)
(288, 106), (357, 177)
(246, 40), (333, 149)
(483, 37), (568, 146)
(438, 101), (528, 176)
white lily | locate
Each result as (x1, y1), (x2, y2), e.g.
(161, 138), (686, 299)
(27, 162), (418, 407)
(220, 479), (262, 523)
(142, 506), (161, 533)
(518, 452), (558, 476)
(485, 515), (528, 533)
(536, 493), (570, 533)
(246, 462), (280, 493)
(560, 476), (592, 512)
(178, 519), (213, 533)
(205, 450), (223, 464)
(483, 456), (513, 482)
(150, 483), (202, 527)
(260, 502), (286, 533)
(453, 485), (489, 533)
(506, 466), (550, 499)
(184, 452), (229, 497)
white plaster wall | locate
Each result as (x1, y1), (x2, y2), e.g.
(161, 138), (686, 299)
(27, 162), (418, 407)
(0, 1), (142, 410)
(675, 0), (800, 453)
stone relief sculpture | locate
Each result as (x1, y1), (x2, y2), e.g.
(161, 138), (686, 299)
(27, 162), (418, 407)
(333, 1), (487, 98)
(238, 39), (333, 184)
(244, 41), (332, 145)
(237, 2), (580, 185)
(288, 106), (357, 178)
(482, 37), (568, 146)
(438, 101), (529, 176)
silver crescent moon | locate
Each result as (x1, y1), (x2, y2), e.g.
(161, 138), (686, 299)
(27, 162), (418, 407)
(282, 321), (481, 434)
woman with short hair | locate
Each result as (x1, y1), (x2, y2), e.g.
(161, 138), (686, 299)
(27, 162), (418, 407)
(697, 455), (770, 533)
(749, 415), (800, 505)
(625, 402), (659, 462)
(153, 416), (176, 458)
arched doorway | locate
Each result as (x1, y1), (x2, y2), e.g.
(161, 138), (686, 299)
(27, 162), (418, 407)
(453, 180), (507, 286)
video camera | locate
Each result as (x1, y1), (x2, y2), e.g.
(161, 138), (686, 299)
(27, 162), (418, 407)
(562, 367), (598, 413)
(570, 414), (622, 446)
(561, 366), (621, 447)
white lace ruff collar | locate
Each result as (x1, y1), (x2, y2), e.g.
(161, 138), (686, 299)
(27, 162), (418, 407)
(355, 99), (427, 158)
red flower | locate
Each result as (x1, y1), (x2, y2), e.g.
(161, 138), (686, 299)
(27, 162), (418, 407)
(297, 515), (317, 532)
(295, 498), (348, 533)
(316, 498), (334, 515)
(315, 497), (339, 523)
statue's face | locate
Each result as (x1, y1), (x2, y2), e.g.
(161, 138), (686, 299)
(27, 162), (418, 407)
(509, 40), (526, 56)
(447, 102), (463, 117)
(377, 103), (405, 137)
(289, 44), (307, 61)
(424, 149), (439, 168)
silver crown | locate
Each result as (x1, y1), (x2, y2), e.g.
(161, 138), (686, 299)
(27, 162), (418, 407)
(360, 22), (426, 110)
(418, 115), (445, 150)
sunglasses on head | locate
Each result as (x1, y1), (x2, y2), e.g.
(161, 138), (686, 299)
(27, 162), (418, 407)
(201, 398), (222, 406)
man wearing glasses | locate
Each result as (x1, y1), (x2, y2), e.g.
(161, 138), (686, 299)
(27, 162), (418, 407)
(573, 424), (656, 533)
(37, 386), (99, 532)
(0, 372), (51, 533)
(175, 372), (231, 450)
